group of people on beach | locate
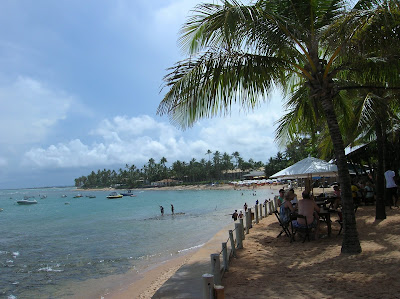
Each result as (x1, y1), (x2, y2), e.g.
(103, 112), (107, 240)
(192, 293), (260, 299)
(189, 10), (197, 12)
(159, 204), (174, 216)
(278, 188), (321, 238)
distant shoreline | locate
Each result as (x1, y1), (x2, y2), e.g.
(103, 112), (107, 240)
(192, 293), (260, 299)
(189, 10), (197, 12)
(76, 183), (280, 192)
(76, 183), (333, 194)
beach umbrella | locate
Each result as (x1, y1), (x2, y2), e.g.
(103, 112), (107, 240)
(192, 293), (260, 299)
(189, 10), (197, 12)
(270, 157), (338, 193)
(270, 157), (338, 179)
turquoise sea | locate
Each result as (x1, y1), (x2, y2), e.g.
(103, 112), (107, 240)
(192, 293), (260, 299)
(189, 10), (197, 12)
(0, 186), (278, 298)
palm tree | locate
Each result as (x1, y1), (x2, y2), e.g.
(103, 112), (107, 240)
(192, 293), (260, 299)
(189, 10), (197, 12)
(158, 0), (400, 254)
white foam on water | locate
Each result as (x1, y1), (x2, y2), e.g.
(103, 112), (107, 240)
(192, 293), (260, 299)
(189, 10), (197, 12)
(12, 251), (19, 258)
(37, 266), (64, 272)
(178, 243), (204, 253)
(7, 295), (17, 299)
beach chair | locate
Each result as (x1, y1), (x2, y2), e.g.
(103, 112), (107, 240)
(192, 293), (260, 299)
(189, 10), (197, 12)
(290, 214), (312, 243)
(273, 210), (291, 238)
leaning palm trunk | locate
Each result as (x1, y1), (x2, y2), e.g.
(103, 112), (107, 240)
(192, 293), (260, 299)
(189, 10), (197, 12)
(320, 95), (361, 253)
(375, 121), (387, 219)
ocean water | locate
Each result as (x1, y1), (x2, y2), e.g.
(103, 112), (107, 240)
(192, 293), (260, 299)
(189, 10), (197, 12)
(0, 186), (278, 298)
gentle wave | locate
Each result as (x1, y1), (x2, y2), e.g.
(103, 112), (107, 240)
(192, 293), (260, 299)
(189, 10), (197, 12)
(178, 243), (204, 253)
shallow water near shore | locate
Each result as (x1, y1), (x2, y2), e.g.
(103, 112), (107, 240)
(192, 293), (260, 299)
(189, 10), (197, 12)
(0, 186), (278, 298)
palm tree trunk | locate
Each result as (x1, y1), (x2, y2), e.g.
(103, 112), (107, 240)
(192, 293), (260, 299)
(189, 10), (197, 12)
(375, 120), (386, 219)
(320, 95), (362, 254)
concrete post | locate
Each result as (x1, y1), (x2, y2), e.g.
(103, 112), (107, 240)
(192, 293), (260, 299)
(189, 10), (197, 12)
(202, 273), (214, 299)
(264, 201), (268, 216)
(259, 203), (263, 219)
(239, 218), (245, 240)
(255, 204), (259, 224)
(229, 229), (236, 258)
(245, 211), (249, 234)
(248, 207), (252, 229)
(222, 242), (228, 272)
(211, 253), (221, 285)
(235, 223), (243, 249)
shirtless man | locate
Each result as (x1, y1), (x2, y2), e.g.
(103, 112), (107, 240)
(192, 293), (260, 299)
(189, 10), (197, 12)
(295, 191), (320, 238)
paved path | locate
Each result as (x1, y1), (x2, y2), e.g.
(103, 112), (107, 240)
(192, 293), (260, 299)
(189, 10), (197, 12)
(152, 222), (234, 298)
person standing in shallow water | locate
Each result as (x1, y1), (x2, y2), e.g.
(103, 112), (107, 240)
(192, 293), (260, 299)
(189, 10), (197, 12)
(160, 206), (164, 216)
(244, 202), (248, 211)
(232, 210), (238, 221)
(171, 204), (174, 214)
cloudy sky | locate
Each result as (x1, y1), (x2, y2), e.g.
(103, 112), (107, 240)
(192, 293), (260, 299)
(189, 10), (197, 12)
(0, 0), (285, 189)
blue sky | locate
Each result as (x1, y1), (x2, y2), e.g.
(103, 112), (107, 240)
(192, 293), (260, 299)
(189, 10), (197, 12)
(0, 0), (285, 189)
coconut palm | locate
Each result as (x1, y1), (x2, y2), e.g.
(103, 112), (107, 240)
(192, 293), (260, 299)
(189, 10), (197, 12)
(158, 0), (400, 254)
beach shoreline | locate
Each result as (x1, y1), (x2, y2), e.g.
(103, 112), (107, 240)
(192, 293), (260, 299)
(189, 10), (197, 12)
(71, 184), (334, 298)
(103, 184), (333, 298)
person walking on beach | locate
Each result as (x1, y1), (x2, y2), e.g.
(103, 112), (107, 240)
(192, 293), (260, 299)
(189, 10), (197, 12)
(160, 206), (164, 216)
(171, 204), (174, 214)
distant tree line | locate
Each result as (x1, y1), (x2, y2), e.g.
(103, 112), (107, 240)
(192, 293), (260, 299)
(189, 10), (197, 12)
(75, 140), (314, 189)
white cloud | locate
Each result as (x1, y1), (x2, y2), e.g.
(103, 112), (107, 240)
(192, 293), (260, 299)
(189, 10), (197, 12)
(0, 76), (80, 145)
(22, 94), (285, 169)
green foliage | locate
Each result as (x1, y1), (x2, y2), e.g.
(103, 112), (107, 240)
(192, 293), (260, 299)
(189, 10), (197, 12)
(74, 150), (268, 188)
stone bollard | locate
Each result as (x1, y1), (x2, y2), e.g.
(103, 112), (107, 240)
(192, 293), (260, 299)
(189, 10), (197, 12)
(255, 204), (259, 224)
(259, 203), (263, 219)
(235, 223), (243, 249)
(264, 201), (268, 216)
(239, 218), (245, 240)
(245, 210), (250, 234)
(248, 207), (252, 228)
(211, 253), (221, 285)
(229, 230), (236, 258)
(222, 242), (228, 272)
(268, 200), (273, 215)
(202, 273), (214, 299)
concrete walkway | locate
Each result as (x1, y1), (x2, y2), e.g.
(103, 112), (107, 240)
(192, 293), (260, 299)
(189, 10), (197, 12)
(152, 222), (234, 298)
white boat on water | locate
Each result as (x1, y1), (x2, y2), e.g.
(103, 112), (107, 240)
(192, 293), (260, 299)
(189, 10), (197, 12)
(106, 192), (123, 199)
(17, 199), (38, 205)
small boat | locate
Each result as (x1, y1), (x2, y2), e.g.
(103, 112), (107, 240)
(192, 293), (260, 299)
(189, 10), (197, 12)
(73, 194), (83, 198)
(107, 192), (123, 199)
(120, 190), (136, 197)
(17, 199), (38, 205)
(61, 195), (67, 198)
(87, 195), (96, 198)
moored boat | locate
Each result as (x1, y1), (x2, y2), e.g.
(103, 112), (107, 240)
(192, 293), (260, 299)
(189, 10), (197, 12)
(17, 199), (38, 205)
(73, 194), (83, 198)
(106, 192), (123, 199)
(120, 190), (136, 197)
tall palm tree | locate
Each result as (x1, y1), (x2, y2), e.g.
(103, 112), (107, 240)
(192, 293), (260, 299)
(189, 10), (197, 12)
(158, 0), (400, 254)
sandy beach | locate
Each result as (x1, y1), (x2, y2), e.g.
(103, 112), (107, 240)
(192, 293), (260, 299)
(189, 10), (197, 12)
(222, 205), (400, 298)
(105, 183), (400, 299)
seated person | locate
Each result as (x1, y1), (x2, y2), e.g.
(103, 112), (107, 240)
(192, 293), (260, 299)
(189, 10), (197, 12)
(288, 188), (298, 206)
(292, 191), (320, 237)
(277, 189), (285, 207)
(333, 185), (341, 209)
(279, 194), (295, 224)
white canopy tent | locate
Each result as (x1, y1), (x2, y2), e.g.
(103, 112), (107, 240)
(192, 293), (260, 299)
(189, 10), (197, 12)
(270, 157), (338, 179)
